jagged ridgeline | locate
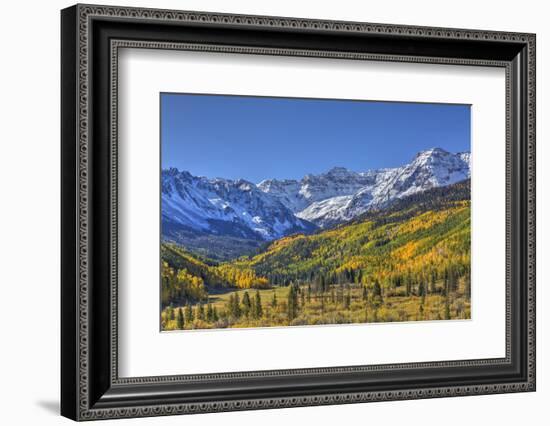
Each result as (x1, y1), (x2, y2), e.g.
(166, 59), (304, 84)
(161, 179), (471, 330)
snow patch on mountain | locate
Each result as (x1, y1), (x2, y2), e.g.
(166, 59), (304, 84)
(161, 169), (315, 241)
(258, 166), (377, 213)
(295, 195), (354, 224)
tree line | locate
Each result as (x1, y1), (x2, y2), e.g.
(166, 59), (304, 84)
(162, 267), (470, 330)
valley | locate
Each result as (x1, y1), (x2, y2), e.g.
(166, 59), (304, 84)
(160, 178), (471, 330)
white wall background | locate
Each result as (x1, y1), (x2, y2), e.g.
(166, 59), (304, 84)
(0, 0), (546, 424)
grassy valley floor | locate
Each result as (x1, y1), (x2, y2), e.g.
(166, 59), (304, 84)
(162, 280), (470, 330)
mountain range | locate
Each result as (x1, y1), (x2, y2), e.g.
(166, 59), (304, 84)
(162, 147), (470, 259)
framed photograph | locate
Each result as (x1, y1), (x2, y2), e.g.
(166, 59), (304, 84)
(61, 4), (536, 421)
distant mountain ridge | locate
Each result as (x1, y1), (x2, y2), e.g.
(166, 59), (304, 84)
(261, 147), (470, 227)
(162, 147), (470, 258)
(162, 169), (316, 241)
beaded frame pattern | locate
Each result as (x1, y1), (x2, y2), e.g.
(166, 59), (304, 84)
(74, 4), (535, 420)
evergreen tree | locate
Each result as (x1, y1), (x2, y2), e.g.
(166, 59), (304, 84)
(271, 291), (277, 308)
(418, 282), (425, 297)
(227, 293), (234, 311)
(255, 290), (263, 318)
(373, 280), (382, 297)
(250, 297), (257, 319)
(212, 306), (219, 322)
(419, 282), (426, 306)
(233, 293), (241, 318)
(449, 269), (458, 292)
(242, 292), (251, 317)
(443, 269), (449, 296)
(373, 308), (379, 323)
(165, 306), (175, 321)
(372, 280), (383, 307)
(362, 286), (368, 301)
(430, 272), (437, 294)
(307, 284), (312, 303)
(184, 304), (193, 324)
(287, 285), (298, 321)
(176, 307), (184, 330)
(196, 303), (204, 321)
(206, 303), (214, 322)
(344, 291), (351, 309)
(444, 297), (451, 320)
(337, 285), (344, 304)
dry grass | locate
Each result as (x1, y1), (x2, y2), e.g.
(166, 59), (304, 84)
(162, 281), (470, 331)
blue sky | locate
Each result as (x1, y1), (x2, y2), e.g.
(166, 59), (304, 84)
(161, 93), (470, 183)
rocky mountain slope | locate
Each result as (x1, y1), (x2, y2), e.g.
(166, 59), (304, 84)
(261, 147), (470, 227)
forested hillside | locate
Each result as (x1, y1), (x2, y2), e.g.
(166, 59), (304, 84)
(161, 243), (269, 309)
(243, 179), (471, 289)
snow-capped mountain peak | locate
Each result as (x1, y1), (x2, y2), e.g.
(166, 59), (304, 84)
(162, 170), (316, 242)
(162, 148), (470, 246)
(325, 166), (355, 178)
(261, 148), (470, 227)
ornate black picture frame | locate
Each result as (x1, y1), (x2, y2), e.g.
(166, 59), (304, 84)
(61, 4), (536, 421)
